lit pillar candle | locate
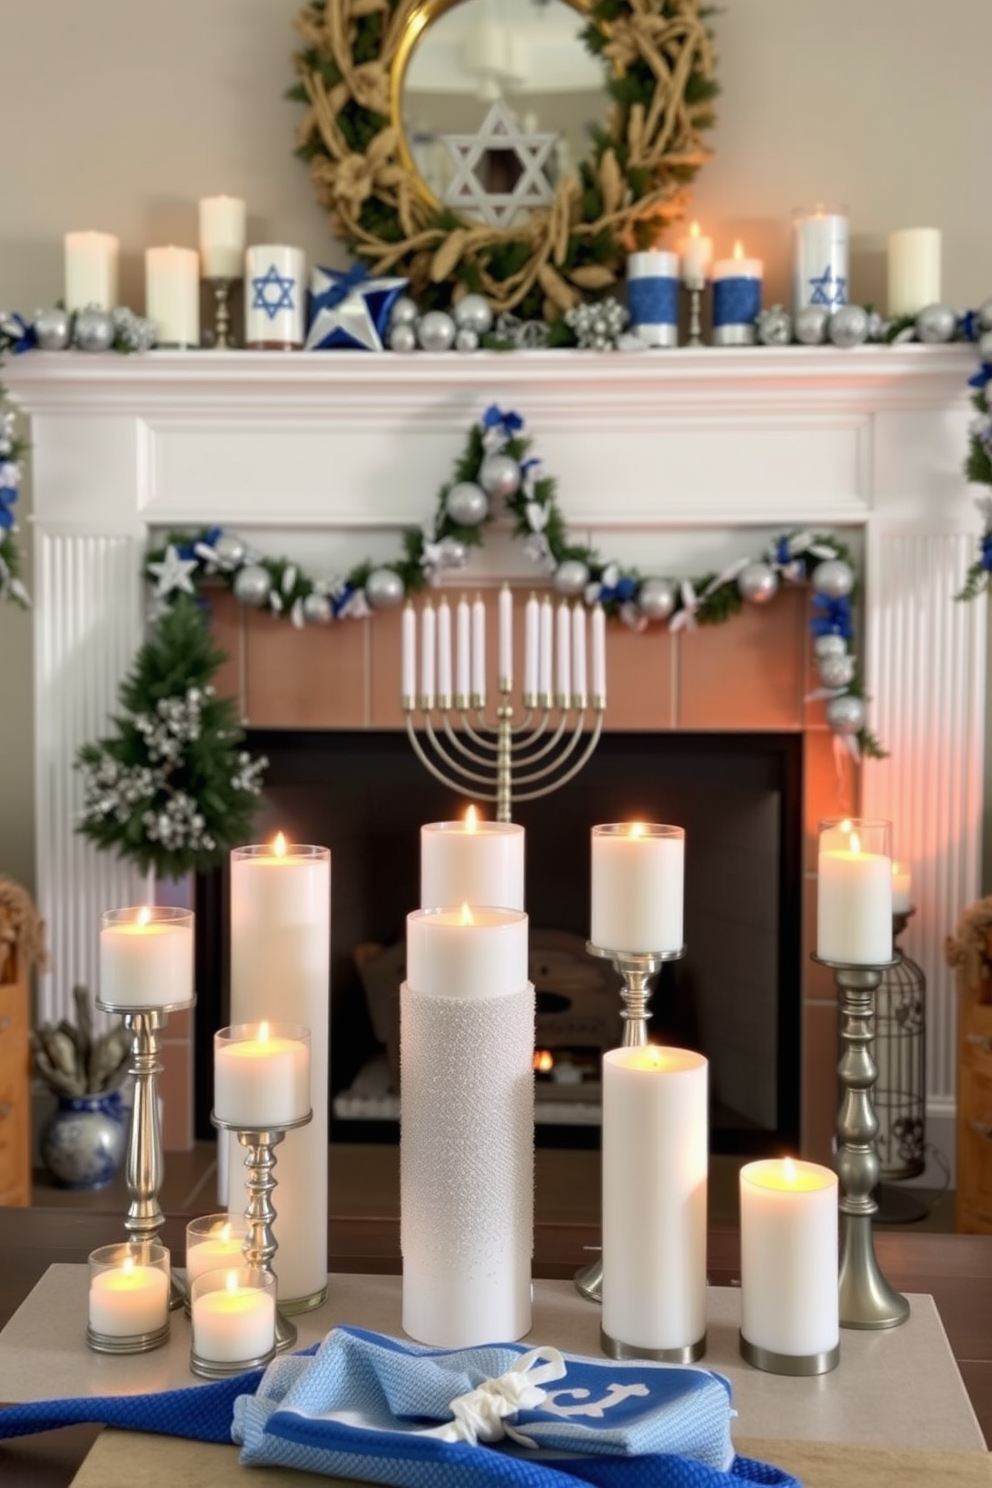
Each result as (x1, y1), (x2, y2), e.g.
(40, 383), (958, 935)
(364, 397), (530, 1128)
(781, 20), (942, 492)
(887, 229), (941, 318)
(538, 596), (553, 701)
(228, 839), (330, 1308)
(191, 1269), (276, 1364)
(145, 246), (200, 347)
(421, 808), (525, 910)
(675, 220), (713, 286)
(602, 1046), (708, 1357)
(892, 860), (912, 914)
(88, 1244), (170, 1340)
(420, 601), (436, 708)
(591, 822), (684, 954)
(626, 249), (679, 348)
(572, 602), (588, 703)
(64, 231), (119, 312)
(740, 1157), (839, 1371)
(437, 598), (453, 702)
(591, 603), (606, 702)
(524, 593), (539, 702)
(792, 205), (848, 314)
(711, 242), (763, 345)
(199, 196), (247, 280)
(214, 1022), (310, 1127)
(99, 906), (194, 1009)
(456, 596), (471, 705)
(817, 817), (892, 964)
(401, 904), (533, 1347)
(556, 601), (571, 704)
(401, 603), (416, 704)
(471, 594), (486, 704)
(498, 584), (513, 689)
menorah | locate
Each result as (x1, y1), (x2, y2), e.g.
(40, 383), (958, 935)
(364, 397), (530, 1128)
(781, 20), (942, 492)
(402, 586), (606, 819)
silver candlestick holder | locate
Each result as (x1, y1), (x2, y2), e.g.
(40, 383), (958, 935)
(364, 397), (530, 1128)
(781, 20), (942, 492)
(97, 995), (195, 1312)
(684, 274), (705, 347)
(574, 942), (687, 1304)
(209, 1110), (313, 1364)
(206, 277), (238, 348)
(813, 954), (910, 1329)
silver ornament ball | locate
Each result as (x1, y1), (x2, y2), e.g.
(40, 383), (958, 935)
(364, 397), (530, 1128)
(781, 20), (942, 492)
(453, 293), (493, 335)
(213, 533), (247, 569)
(826, 693), (867, 736)
(812, 558), (855, 599)
(302, 592), (332, 624)
(417, 309), (456, 352)
(455, 328), (479, 353)
(794, 305), (829, 345)
(737, 560), (779, 605)
(757, 306), (792, 346)
(828, 305), (869, 349)
(915, 303), (956, 344)
(390, 295), (419, 329)
(233, 564), (272, 608)
(817, 653), (856, 688)
(388, 323), (417, 354)
(365, 568), (405, 609)
(445, 481), (489, 527)
(33, 307), (71, 351)
(554, 560), (591, 598)
(814, 634), (847, 659)
(436, 536), (467, 568)
(73, 307), (114, 353)
(479, 451), (521, 500)
(978, 298), (992, 333)
(637, 576), (677, 622)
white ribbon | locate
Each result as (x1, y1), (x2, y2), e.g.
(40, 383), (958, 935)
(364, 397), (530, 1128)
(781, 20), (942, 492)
(524, 533), (556, 573)
(700, 556), (750, 599)
(620, 601), (647, 632)
(338, 588), (371, 620)
(805, 685), (848, 703)
(423, 1346), (567, 1449)
(482, 424), (507, 453)
(193, 540), (220, 569)
(290, 597), (306, 629)
(669, 579), (700, 633)
(834, 730), (861, 772)
(282, 564), (298, 595)
(525, 500), (548, 533)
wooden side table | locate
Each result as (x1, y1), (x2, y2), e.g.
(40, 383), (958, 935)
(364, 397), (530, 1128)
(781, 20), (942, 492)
(0, 950), (30, 1206)
(953, 916), (992, 1233)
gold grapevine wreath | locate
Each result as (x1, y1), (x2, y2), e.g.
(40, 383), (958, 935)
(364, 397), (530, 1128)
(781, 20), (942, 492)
(289, 0), (718, 319)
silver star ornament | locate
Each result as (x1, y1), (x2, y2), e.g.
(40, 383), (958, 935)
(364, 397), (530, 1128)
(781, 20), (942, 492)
(147, 544), (199, 598)
(441, 100), (557, 229)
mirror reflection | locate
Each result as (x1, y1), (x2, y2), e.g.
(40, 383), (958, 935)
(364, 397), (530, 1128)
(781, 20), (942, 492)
(400, 0), (608, 228)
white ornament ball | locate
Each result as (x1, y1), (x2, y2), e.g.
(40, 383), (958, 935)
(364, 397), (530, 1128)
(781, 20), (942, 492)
(213, 533), (247, 569)
(979, 330), (992, 363)
(978, 298), (992, 333)
(445, 481), (488, 527)
(389, 323), (417, 354)
(365, 568), (405, 609)
(73, 307), (114, 353)
(737, 561), (779, 605)
(479, 451), (521, 499)
(454, 294), (493, 335)
(818, 653), (856, 689)
(417, 309), (456, 352)
(637, 576), (677, 621)
(825, 693), (866, 735)
(812, 558), (855, 599)
(437, 536), (467, 568)
(554, 560), (591, 597)
(390, 295), (419, 328)
(794, 305), (829, 345)
(828, 305), (869, 349)
(302, 592), (332, 624)
(915, 303), (956, 344)
(455, 328), (479, 353)
(33, 307), (71, 351)
(233, 564), (272, 607)
(814, 634), (847, 659)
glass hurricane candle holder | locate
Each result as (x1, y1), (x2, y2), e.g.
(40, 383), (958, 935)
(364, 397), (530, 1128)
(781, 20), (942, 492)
(184, 1212), (249, 1314)
(87, 1241), (170, 1354)
(214, 1023), (311, 1129)
(190, 1265), (277, 1378)
(817, 818), (892, 966)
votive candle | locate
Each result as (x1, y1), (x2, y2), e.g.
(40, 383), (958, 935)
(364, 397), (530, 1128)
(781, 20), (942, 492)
(191, 1267), (276, 1365)
(421, 809), (525, 910)
(214, 1022), (310, 1127)
(817, 817), (892, 964)
(99, 906), (194, 1009)
(185, 1214), (248, 1286)
(591, 822), (684, 954)
(88, 1243), (170, 1342)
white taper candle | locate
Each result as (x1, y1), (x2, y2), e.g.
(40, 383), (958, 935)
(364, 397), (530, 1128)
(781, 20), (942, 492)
(498, 585), (513, 688)
(556, 601), (571, 703)
(524, 594), (539, 699)
(592, 603), (606, 700)
(421, 602), (436, 707)
(471, 595), (486, 703)
(456, 596), (471, 702)
(437, 599), (453, 701)
(538, 597), (553, 700)
(572, 603), (588, 701)
(401, 604), (416, 702)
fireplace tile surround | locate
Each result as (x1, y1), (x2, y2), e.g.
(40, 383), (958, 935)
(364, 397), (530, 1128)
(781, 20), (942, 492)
(6, 346), (983, 1176)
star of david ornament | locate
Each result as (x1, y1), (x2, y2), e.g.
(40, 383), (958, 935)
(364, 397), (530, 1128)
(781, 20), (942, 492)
(147, 544), (199, 599)
(808, 265), (847, 309)
(245, 246), (306, 347)
(441, 100), (557, 229)
(306, 265), (408, 352)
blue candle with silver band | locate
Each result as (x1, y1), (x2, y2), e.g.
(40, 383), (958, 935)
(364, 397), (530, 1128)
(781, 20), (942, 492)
(711, 245), (763, 345)
(626, 250), (679, 347)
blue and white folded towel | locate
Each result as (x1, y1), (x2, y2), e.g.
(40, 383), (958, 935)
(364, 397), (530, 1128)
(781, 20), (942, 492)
(0, 1325), (800, 1487)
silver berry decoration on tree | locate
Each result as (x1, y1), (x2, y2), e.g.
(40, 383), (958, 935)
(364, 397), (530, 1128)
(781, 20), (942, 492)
(915, 304), (956, 344)
(637, 576), (677, 621)
(302, 592), (332, 624)
(566, 297), (629, 350)
(389, 323), (417, 354)
(436, 536), (467, 568)
(554, 559), (591, 597)
(33, 307), (71, 351)
(453, 294), (493, 335)
(417, 309), (456, 352)
(112, 307), (157, 352)
(828, 305), (869, 349)
(737, 560), (779, 604)
(365, 568), (405, 609)
(793, 305), (829, 345)
(818, 653), (856, 688)
(978, 298), (992, 333)
(454, 328), (479, 353)
(73, 307), (114, 353)
(478, 452), (521, 499)
(826, 693), (867, 735)
(445, 481), (488, 527)
(756, 306), (792, 346)
(814, 634), (847, 659)
(812, 558), (855, 598)
(213, 534), (247, 570)
(390, 295), (419, 329)
(233, 564), (272, 607)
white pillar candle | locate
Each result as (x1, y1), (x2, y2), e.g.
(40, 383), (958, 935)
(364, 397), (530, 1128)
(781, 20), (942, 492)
(421, 810), (525, 910)
(456, 596), (471, 704)
(214, 1022), (310, 1127)
(556, 601), (571, 703)
(817, 817), (892, 964)
(572, 603), (587, 702)
(199, 196), (247, 280)
(420, 601), (436, 707)
(437, 599), (453, 702)
(99, 906), (194, 1009)
(228, 840), (330, 1307)
(471, 594), (486, 703)
(145, 246), (200, 347)
(892, 860), (912, 914)
(402, 905), (532, 1347)
(401, 603), (416, 703)
(675, 220), (713, 285)
(185, 1217), (247, 1285)
(591, 603), (606, 702)
(538, 596), (553, 701)
(740, 1158), (839, 1362)
(498, 585), (513, 688)
(89, 1256), (169, 1337)
(591, 822), (684, 954)
(64, 231), (119, 312)
(524, 593), (539, 701)
(602, 1046), (708, 1355)
(792, 205), (848, 314)
(245, 244), (306, 348)
(887, 229), (941, 319)
(191, 1272), (275, 1363)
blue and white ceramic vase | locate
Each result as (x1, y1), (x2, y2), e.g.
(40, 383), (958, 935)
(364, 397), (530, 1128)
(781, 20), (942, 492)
(40, 1090), (126, 1190)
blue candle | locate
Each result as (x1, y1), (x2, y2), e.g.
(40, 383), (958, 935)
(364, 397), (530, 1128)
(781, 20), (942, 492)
(626, 250), (679, 347)
(711, 244), (763, 345)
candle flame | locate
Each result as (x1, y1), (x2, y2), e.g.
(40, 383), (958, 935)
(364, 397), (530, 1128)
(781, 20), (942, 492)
(733, 240), (744, 260)
(122, 1256), (134, 1276)
(840, 818), (852, 834)
(628, 821), (646, 839)
(226, 1271), (239, 1294)
(460, 903), (474, 925)
(689, 220), (700, 239)
(137, 906), (151, 928)
(258, 1021), (270, 1042)
(534, 1049), (554, 1073)
(648, 1046), (663, 1068)
(219, 1222), (231, 1242)
(783, 1155), (796, 1184)
(465, 805), (478, 832)
(273, 832), (287, 857)
(850, 832), (862, 856)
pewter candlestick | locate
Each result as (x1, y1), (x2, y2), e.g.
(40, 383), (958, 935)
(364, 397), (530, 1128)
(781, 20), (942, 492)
(684, 273), (705, 347)
(206, 277), (238, 348)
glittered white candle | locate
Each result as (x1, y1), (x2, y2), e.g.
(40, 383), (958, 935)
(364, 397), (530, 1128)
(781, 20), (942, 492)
(892, 860), (912, 915)
(792, 206), (848, 314)
(145, 246), (200, 346)
(456, 596), (471, 703)
(498, 585), (513, 688)
(626, 248), (679, 347)
(99, 906), (194, 1010)
(437, 599), (453, 701)
(214, 1022), (310, 1127)
(199, 196), (247, 280)
(64, 231), (119, 312)
(591, 822), (684, 954)
(817, 817), (892, 964)
(887, 229), (941, 318)
(421, 808), (525, 910)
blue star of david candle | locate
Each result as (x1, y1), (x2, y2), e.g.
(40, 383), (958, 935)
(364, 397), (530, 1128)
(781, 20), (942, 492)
(711, 246), (764, 345)
(245, 245), (306, 348)
(792, 206), (849, 315)
(626, 249), (679, 347)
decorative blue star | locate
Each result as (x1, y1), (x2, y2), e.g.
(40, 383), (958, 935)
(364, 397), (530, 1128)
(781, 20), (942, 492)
(808, 266), (847, 309)
(251, 263), (297, 321)
(305, 265), (408, 352)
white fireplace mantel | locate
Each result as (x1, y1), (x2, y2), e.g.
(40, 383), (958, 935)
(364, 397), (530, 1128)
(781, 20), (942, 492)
(6, 345), (984, 1134)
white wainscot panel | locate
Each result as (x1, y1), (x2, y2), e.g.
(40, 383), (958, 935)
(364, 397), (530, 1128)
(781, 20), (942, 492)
(32, 416), (146, 532)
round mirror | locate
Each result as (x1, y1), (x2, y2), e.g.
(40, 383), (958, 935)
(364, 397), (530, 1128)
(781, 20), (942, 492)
(397, 0), (609, 230)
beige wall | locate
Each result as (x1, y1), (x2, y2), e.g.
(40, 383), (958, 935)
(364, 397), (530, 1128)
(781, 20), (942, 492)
(1, 0), (991, 893)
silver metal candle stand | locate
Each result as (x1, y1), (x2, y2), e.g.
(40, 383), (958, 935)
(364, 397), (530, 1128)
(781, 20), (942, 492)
(574, 943), (687, 1309)
(404, 678), (605, 822)
(814, 955), (911, 1330)
(209, 1110), (313, 1364)
(97, 995), (195, 1312)
(206, 277), (238, 348)
(684, 274), (705, 347)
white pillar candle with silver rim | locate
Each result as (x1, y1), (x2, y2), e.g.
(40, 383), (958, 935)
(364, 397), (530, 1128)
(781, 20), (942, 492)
(626, 249), (679, 347)
(792, 206), (848, 314)
(245, 245), (306, 348)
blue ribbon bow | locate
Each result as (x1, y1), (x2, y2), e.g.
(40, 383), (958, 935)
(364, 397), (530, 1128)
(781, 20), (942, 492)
(811, 595), (853, 640)
(176, 526), (223, 562)
(481, 406), (524, 440)
(321, 262), (369, 309)
(0, 312), (35, 354)
(968, 363), (992, 392)
(981, 532), (992, 573)
(0, 488), (17, 530)
(961, 310), (979, 343)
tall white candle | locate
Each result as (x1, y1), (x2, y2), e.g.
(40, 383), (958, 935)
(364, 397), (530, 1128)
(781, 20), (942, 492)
(99, 906), (194, 1009)
(892, 860), (912, 914)
(572, 603), (588, 702)
(591, 822), (684, 954)
(538, 597), (553, 700)
(64, 231), (119, 312)
(817, 818), (892, 964)
(591, 603), (606, 701)
(456, 596), (471, 703)
(191, 1271), (275, 1363)
(199, 196), (247, 280)
(498, 585), (513, 688)
(228, 840), (330, 1307)
(420, 601), (436, 707)
(89, 1256), (170, 1337)
(437, 599), (453, 701)
(556, 601), (571, 703)
(524, 594), (539, 700)
(402, 905), (532, 1347)
(740, 1158), (839, 1364)
(145, 246), (200, 347)
(675, 220), (713, 285)
(421, 810), (525, 910)
(792, 206), (848, 313)
(887, 229), (941, 318)
(471, 595), (486, 703)
(602, 1046), (708, 1355)
(214, 1022), (310, 1127)
(245, 244), (306, 348)
(401, 604), (416, 702)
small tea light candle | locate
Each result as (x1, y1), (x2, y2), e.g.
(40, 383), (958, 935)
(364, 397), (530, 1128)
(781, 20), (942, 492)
(421, 809), (525, 911)
(675, 220), (713, 286)
(892, 860), (913, 915)
(190, 1267), (276, 1369)
(711, 241), (763, 345)
(817, 817), (892, 964)
(88, 1242), (170, 1349)
(99, 906), (194, 1009)
(591, 822), (684, 954)
(185, 1213), (248, 1286)
(64, 231), (119, 312)
(740, 1157), (839, 1373)
(214, 1022), (311, 1128)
